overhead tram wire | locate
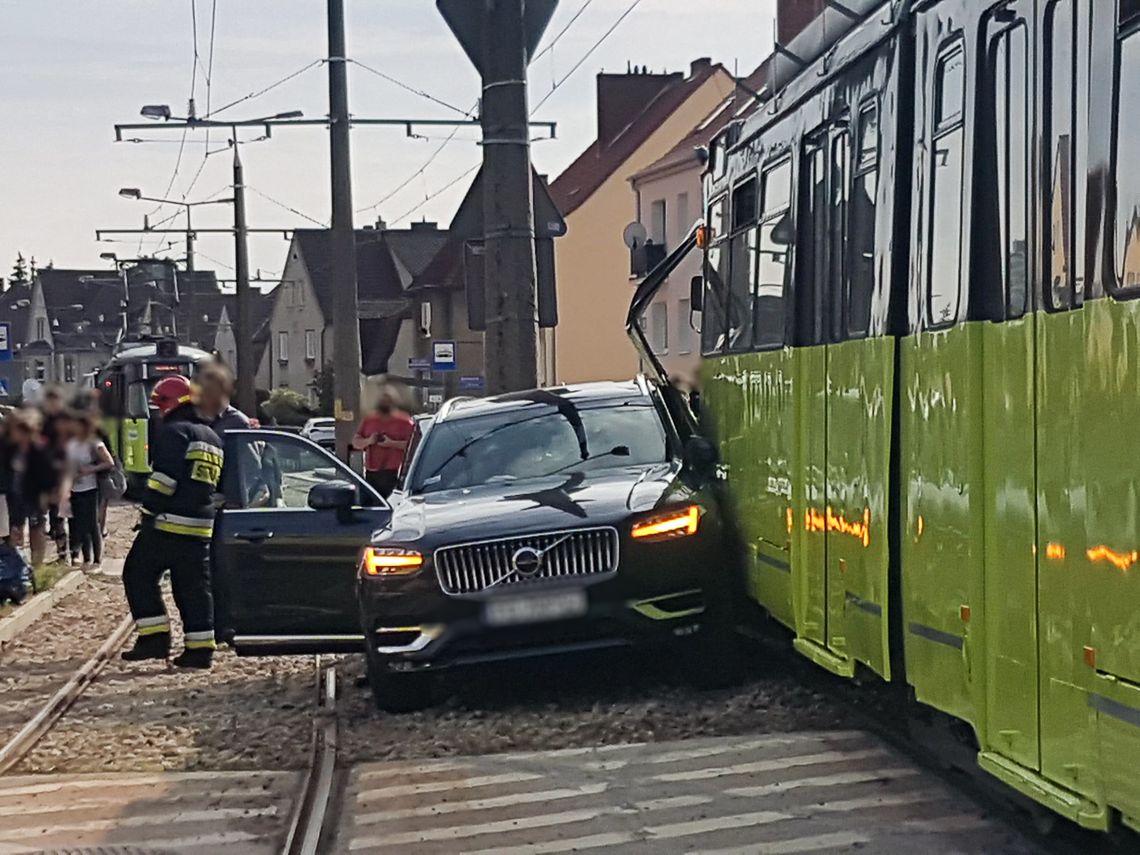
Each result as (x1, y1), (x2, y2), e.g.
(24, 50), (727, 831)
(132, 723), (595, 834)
(532, 0), (595, 62)
(350, 59), (475, 118)
(205, 59), (325, 118)
(533, 0), (644, 112)
(391, 162), (480, 225)
(355, 99), (479, 216)
(247, 185), (327, 227)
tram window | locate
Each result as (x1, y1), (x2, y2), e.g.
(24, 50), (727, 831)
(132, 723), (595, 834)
(830, 132), (849, 342)
(726, 226), (758, 350)
(732, 178), (758, 229)
(1123, 0), (1140, 27)
(929, 44), (966, 328)
(1045, 0), (1074, 310)
(848, 101), (879, 336)
(754, 158), (792, 350)
(701, 195), (730, 355)
(763, 159), (793, 214)
(796, 144), (829, 346)
(994, 25), (1030, 317)
(1114, 27), (1140, 295)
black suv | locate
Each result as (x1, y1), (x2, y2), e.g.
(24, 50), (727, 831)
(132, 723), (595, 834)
(209, 379), (728, 711)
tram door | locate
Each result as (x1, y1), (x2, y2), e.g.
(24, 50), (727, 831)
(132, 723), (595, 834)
(978, 3), (1041, 774)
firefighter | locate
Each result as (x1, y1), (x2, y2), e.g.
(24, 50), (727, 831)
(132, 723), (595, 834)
(120, 375), (224, 669)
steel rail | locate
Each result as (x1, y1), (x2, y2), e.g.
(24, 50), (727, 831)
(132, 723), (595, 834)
(0, 614), (134, 775)
(281, 656), (339, 855)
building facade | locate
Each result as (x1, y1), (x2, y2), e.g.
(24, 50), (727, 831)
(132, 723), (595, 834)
(547, 60), (735, 384)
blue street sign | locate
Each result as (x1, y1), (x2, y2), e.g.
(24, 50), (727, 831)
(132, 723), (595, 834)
(0, 323), (11, 362)
(432, 340), (457, 372)
(408, 356), (432, 371)
(0, 378), (8, 397)
(458, 375), (485, 391)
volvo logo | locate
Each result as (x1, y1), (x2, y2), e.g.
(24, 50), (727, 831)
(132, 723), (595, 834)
(511, 546), (544, 577)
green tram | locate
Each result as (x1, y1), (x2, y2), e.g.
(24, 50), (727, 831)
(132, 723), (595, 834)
(95, 341), (213, 497)
(631, 0), (1140, 836)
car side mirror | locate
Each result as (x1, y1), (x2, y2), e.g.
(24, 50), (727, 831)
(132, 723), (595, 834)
(308, 480), (357, 523)
(683, 435), (718, 475)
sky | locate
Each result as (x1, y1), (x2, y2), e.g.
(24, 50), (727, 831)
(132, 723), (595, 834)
(0, 0), (775, 284)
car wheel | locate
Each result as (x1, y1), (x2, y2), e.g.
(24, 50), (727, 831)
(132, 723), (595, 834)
(366, 656), (434, 713)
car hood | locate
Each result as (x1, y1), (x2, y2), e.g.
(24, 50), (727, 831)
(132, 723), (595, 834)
(379, 462), (691, 544)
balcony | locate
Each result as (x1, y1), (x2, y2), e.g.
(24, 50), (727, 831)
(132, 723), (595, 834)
(630, 241), (667, 278)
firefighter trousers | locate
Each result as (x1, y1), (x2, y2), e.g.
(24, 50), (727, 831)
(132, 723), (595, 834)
(122, 525), (215, 649)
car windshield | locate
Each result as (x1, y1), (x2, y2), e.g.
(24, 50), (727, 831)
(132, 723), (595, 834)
(409, 398), (669, 495)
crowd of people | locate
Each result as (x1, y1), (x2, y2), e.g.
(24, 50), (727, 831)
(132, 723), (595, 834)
(0, 385), (120, 572)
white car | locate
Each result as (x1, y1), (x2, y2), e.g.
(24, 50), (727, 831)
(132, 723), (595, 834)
(300, 417), (336, 449)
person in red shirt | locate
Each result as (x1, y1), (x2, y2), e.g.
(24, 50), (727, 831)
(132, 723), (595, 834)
(352, 388), (414, 498)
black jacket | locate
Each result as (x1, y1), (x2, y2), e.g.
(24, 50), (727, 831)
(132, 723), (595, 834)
(142, 405), (224, 539)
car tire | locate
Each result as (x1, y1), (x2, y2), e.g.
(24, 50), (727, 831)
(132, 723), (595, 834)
(366, 657), (434, 713)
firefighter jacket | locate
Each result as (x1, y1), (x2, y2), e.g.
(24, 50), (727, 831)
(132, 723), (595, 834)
(143, 406), (225, 539)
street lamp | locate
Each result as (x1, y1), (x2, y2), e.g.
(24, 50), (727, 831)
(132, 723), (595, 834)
(140, 104), (172, 121)
(118, 188), (141, 200)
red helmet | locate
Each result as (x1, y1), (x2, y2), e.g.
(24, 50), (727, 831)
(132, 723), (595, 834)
(150, 375), (194, 417)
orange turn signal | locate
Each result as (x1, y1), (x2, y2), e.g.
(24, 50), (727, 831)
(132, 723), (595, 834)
(363, 547), (423, 576)
(631, 506), (701, 541)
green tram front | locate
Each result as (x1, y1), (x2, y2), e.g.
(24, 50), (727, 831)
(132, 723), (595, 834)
(95, 341), (213, 498)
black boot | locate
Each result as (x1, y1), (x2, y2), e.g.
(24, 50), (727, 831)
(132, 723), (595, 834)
(172, 647), (214, 670)
(121, 633), (171, 662)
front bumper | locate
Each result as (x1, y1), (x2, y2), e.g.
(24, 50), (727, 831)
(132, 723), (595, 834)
(358, 531), (723, 673)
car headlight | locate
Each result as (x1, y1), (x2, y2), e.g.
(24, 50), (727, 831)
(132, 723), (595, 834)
(363, 547), (423, 576)
(630, 505), (701, 541)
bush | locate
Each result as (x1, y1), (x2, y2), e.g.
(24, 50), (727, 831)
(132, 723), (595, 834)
(263, 388), (313, 426)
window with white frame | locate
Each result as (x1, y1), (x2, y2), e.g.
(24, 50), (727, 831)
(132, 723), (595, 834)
(63, 357), (75, 383)
(36, 318), (46, 341)
(278, 331), (289, 362)
(650, 301), (669, 353)
(677, 299), (693, 353)
(305, 329), (317, 361)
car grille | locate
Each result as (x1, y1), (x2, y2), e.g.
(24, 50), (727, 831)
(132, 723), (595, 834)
(435, 527), (619, 595)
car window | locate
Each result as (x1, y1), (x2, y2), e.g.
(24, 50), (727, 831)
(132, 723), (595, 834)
(226, 433), (371, 509)
(409, 400), (669, 495)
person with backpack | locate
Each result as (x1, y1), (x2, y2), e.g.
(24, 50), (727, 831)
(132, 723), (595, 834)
(66, 410), (113, 570)
(3, 407), (57, 568)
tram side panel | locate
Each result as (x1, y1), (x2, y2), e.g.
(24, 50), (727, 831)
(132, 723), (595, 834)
(899, 17), (984, 733)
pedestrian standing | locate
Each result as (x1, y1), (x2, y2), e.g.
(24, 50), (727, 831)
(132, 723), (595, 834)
(3, 408), (56, 567)
(38, 385), (70, 561)
(120, 376), (224, 669)
(197, 363), (251, 437)
(352, 387), (414, 498)
(66, 411), (113, 570)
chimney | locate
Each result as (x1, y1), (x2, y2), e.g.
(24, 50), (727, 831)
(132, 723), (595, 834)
(690, 57), (712, 78)
(596, 69), (683, 148)
(777, 0), (826, 46)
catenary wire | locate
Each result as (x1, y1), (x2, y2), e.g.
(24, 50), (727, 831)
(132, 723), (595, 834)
(350, 59), (475, 118)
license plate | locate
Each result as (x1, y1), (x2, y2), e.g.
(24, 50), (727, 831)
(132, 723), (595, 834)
(484, 589), (588, 627)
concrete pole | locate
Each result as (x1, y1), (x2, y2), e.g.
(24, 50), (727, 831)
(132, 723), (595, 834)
(328, 0), (362, 461)
(232, 146), (256, 415)
(481, 0), (539, 394)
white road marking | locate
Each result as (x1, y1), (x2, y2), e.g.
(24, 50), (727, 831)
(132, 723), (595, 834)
(0, 830), (262, 854)
(725, 767), (921, 797)
(697, 830), (875, 854)
(354, 783), (609, 824)
(357, 760), (473, 781)
(646, 809), (792, 839)
(464, 830), (639, 854)
(355, 771), (544, 801)
(349, 806), (607, 849)
(901, 813), (994, 833)
(0, 805), (279, 837)
(650, 748), (889, 783)
(811, 790), (942, 814)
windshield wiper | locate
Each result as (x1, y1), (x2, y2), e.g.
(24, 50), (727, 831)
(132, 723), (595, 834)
(539, 445), (631, 478)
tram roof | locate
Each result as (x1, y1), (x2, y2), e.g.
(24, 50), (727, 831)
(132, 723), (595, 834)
(108, 343), (214, 365)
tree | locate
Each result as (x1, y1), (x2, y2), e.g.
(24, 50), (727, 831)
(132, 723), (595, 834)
(8, 253), (29, 289)
(309, 362), (336, 416)
(263, 388), (313, 426)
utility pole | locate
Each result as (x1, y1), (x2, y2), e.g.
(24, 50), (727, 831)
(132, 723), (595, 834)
(183, 206), (196, 348)
(328, 0), (362, 462)
(482, 0), (540, 394)
(439, 0), (555, 395)
(232, 145), (256, 416)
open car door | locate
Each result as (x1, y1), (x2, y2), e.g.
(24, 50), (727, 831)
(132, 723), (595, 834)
(214, 429), (391, 655)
